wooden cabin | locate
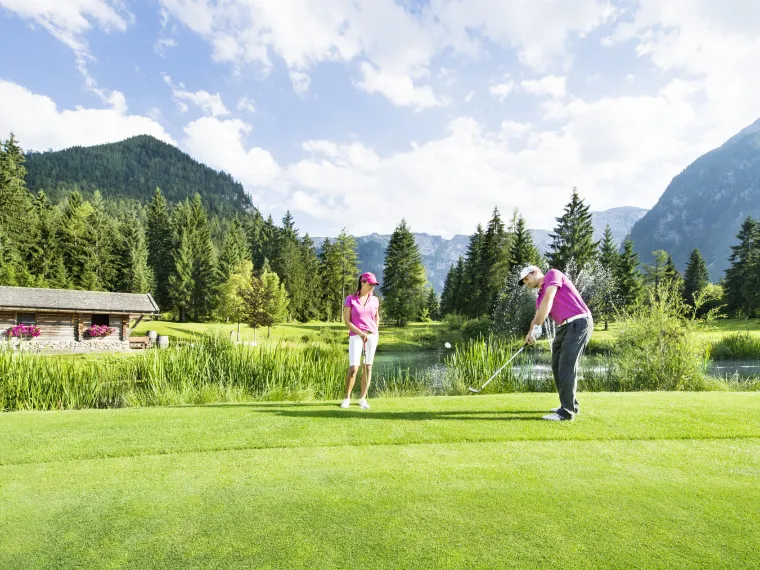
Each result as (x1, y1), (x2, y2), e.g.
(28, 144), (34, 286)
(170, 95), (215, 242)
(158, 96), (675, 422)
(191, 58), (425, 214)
(0, 286), (159, 351)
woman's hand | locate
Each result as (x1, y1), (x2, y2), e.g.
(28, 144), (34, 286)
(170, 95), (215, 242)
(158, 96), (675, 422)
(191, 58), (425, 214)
(360, 331), (368, 343)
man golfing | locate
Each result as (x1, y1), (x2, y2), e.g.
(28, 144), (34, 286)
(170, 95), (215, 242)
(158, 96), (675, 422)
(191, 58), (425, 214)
(520, 265), (593, 421)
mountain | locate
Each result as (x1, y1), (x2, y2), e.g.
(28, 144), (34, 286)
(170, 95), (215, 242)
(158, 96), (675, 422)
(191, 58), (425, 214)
(629, 118), (760, 280)
(316, 207), (646, 293)
(24, 135), (253, 216)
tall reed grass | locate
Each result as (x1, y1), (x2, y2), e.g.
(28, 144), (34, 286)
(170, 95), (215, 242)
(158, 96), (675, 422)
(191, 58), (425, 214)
(0, 334), (350, 411)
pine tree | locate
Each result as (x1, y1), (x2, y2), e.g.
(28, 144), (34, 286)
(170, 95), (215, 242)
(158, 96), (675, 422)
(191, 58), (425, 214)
(450, 256), (466, 315)
(643, 250), (670, 289)
(425, 288), (440, 321)
(244, 209), (265, 270)
(480, 207), (511, 315)
(0, 134), (32, 243)
(259, 215), (278, 270)
(598, 225), (618, 273)
(462, 225), (485, 318)
(664, 254), (680, 286)
(744, 224), (760, 316)
(168, 231), (193, 322)
(546, 188), (598, 273)
(682, 248), (710, 307)
(439, 264), (456, 316)
(89, 190), (117, 290)
(0, 134), (33, 284)
(298, 234), (322, 322)
(217, 218), (250, 284)
(723, 216), (757, 316)
(508, 214), (540, 272)
(27, 191), (55, 281)
(189, 194), (218, 320)
(57, 191), (99, 289)
(270, 212), (306, 321)
(332, 230), (360, 319)
(615, 238), (642, 309)
(317, 238), (337, 321)
(116, 210), (154, 294)
(381, 219), (426, 326)
(146, 188), (174, 308)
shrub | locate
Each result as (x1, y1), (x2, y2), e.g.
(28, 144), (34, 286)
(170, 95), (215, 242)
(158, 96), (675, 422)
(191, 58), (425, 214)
(442, 313), (467, 331)
(615, 284), (708, 391)
(461, 317), (493, 341)
(710, 332), (760, 360)
(585, 336), (617, 355)
(317, 327), (346, 345)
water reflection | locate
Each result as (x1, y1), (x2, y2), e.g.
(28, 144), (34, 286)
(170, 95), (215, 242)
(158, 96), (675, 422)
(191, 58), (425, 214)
(370, 350), (760, 380)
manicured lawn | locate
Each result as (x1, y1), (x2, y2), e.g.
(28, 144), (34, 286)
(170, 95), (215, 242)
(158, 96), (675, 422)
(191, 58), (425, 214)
(1, 393), (758, 569)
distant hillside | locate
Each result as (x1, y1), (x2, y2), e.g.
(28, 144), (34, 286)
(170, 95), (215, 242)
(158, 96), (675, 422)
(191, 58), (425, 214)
(629, 118), (760, 280)
(24, 135), (253, 216)
(316, 207), (646, 293)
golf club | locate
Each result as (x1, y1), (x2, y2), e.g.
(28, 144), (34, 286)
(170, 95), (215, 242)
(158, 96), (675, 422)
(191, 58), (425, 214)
(467, 343), (527, 393)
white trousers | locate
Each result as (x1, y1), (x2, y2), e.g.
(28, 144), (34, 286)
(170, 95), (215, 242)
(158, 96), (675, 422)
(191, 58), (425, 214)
(348, 333), (379, 366)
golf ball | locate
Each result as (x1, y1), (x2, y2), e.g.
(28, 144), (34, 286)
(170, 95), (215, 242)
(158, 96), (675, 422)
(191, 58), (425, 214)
(444, 342), (452, 349)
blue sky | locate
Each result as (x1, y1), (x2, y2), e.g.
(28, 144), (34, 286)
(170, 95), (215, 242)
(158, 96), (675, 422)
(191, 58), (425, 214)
(1, 0), (759, 238)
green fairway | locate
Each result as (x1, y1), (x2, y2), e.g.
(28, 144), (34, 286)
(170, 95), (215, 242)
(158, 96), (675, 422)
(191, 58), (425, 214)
(132, 319), (445, 350)
(1, 393), (759, 569)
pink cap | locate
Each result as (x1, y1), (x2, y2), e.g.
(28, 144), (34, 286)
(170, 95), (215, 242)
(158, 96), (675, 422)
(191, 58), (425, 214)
(361, 272), (380, 285)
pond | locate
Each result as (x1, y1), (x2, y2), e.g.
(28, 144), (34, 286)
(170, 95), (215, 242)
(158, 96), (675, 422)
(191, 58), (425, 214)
(370, 349), (760, 380)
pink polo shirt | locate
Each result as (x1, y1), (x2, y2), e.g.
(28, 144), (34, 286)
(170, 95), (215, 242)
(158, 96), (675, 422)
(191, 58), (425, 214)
(344, 293), (379, 336)
(536, 269), (590, 324)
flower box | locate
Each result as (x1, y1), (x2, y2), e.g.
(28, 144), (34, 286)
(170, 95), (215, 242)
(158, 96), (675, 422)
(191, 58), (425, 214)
(4, 324), (41, 339)
(84, 324), (114, 338)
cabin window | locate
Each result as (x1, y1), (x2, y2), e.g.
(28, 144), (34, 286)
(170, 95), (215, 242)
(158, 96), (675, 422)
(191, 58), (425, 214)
(16, 313), (36, 325)
(91, 314), (110, 326)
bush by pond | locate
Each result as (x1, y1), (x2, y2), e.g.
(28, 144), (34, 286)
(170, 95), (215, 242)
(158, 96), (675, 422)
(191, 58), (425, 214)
(709, 332), (760, 360)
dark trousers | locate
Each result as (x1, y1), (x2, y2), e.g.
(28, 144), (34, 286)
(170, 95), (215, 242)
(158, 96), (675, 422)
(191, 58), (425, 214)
(551, 317), (593, 419)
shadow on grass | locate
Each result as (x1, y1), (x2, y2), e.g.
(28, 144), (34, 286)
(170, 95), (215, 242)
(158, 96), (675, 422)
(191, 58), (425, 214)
(268, 410), (546, 421)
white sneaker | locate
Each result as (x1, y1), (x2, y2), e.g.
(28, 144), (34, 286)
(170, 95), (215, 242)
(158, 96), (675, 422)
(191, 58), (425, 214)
(340, 398), (351, 408)
(542, 412), (570, 421)
(358, 398), (370, 410)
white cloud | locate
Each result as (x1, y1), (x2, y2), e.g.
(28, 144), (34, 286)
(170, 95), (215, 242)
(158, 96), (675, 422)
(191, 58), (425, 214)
(464, 90), (475, 103)
(431, 0), (615, 70)
(236, 96), (256, 114)
(158, 0), (617, 105)
(289, 71), (311, 96)
(604, 0), (760, 142)
(521, 76), (566, 98)
(0, 0), (130, 51)
(155, 37), (178, 56)
(488, 79), (514, 102)
(0, 80), (175, 151)
(0, 0), (132, 91)
(162, 74), (230, 117)
(183, 117), (281, 190)
(355, 63), (446, 109)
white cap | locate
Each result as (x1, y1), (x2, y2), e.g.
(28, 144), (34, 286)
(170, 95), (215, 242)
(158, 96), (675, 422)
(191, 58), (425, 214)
(518, 265), (539, 285)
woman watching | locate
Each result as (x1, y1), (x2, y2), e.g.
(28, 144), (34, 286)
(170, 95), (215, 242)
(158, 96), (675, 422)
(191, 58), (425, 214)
(341, 272), (380, 409)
